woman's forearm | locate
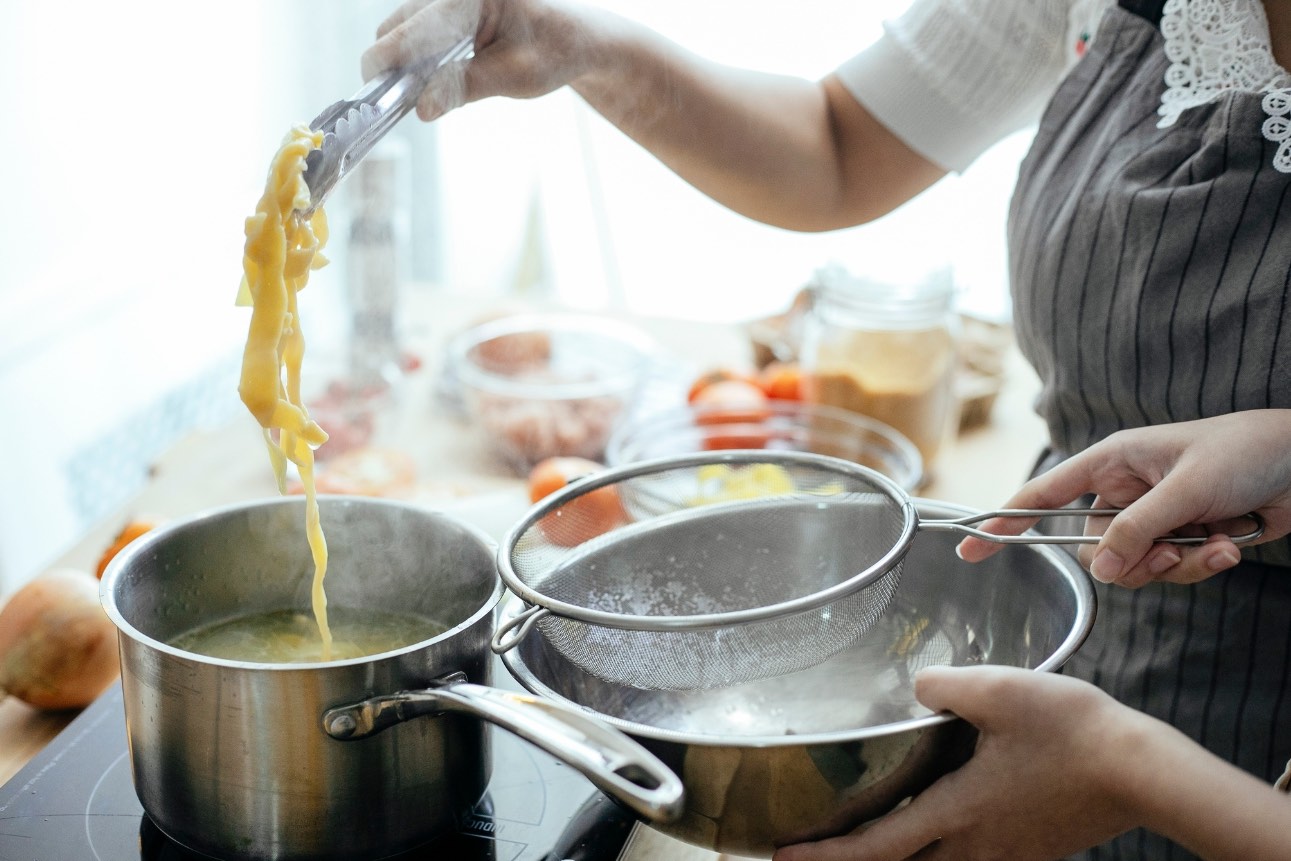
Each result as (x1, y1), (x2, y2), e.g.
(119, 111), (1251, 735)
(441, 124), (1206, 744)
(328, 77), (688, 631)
(1130, 723), (1291, 861)
(567, 6), (944, 230)
(365, 0), (945, 229)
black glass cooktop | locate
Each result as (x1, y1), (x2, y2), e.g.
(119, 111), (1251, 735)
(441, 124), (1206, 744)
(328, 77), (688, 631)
(0, 683), (635, 861)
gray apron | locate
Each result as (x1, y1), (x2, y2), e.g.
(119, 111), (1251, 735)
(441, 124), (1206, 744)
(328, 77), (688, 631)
(1008, 1), (1291, 858)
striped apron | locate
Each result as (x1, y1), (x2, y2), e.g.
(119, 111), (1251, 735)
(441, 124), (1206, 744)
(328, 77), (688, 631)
(1007, 1), (1291, 858)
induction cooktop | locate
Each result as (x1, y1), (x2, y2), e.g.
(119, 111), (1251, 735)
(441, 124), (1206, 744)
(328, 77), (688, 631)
(0, 683), (637, 861)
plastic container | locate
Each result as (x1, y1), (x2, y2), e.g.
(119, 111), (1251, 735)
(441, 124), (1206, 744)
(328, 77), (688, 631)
(448, 313), (655, 472)
(605, 399), (923, 491)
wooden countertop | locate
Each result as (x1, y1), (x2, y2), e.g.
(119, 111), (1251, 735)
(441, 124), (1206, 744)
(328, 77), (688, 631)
(0, 299), (1047, 859)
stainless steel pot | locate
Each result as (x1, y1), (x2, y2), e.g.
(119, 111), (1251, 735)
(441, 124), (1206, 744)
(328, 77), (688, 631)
(100, 496), (682, 861)
(500, 497), (1096, 858)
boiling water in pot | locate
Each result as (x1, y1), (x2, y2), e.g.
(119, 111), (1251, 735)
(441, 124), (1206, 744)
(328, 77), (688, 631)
(170, 607), (446, 662)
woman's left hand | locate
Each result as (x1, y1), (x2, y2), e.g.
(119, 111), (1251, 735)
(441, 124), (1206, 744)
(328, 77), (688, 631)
(772, 666), (1156, 861)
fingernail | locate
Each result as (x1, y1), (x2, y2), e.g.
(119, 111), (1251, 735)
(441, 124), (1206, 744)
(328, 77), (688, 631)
(1207, 548), (1241, 571)
(1148, 550), (1181, 576)
(955, 542), (967, 561)
(1090, 550), (1124, 583)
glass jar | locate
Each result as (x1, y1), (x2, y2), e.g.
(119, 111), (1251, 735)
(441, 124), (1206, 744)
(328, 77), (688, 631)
(799, 265), (959, 477)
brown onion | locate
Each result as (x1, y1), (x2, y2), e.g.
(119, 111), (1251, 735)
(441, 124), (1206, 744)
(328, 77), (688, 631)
(0, 567), (120, 710)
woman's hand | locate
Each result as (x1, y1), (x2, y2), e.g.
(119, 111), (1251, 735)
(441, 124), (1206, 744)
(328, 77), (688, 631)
(772, 666), (1153, 861)
(361, 0), (608, 121)
(956, 410), (1291, 587)
(774, 665), (1291, 861)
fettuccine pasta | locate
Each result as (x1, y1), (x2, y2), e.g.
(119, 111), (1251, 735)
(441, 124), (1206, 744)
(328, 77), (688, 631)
(237, 124), (334, 659)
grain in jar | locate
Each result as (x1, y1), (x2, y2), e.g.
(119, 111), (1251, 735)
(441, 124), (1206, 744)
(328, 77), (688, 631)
(799, 267), (959, 475)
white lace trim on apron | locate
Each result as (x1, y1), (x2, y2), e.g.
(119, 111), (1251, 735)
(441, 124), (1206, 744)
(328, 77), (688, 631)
(1157, 0), (1291, 172)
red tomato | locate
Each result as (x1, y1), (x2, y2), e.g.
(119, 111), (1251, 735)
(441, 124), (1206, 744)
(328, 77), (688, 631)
(527, 457), (625, 546)
(701, 428), (773, 450)
(692, 380), (770, 424)
(686, 368), (761, 404)
(691, 380), (772, 450)
(95, 519), (158, 579)
(759, 361), (803, 401)
(527, 456), (604, 503)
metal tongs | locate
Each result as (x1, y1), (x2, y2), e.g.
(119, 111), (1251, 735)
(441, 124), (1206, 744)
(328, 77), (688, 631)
(299, 36), (475, 216)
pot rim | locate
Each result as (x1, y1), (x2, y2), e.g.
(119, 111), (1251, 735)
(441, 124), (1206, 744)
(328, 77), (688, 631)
(500, 496), (1096, 748)
(99, 495), (504, 671)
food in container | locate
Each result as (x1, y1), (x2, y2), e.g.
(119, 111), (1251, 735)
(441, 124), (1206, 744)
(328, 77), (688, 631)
(796, 266), (959, 473)
(448, 313), (655, 472)
(169, 606), (444, 663)
(99, 497), (682, 861)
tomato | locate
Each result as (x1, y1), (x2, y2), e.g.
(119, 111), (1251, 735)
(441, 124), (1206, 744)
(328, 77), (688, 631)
(528, 456), (604, 502)
(692, 380), (770, 424)
(686, 367), (761, 403)
(759, 361), (803, 401)
(95, 519), (158, 578)
(527, 456), (625, 546)
(690, 380), (772, 450)
(701, 428), (774, 450)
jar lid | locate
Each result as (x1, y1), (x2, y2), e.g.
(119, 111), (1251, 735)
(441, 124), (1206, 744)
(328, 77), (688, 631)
(808, 263), (955, 327)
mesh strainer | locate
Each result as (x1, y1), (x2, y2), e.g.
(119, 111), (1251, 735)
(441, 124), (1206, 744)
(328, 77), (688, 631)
(491, 450), (1263, 690)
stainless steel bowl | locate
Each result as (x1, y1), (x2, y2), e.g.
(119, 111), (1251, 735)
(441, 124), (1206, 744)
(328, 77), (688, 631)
(501, 497), (1095, 857)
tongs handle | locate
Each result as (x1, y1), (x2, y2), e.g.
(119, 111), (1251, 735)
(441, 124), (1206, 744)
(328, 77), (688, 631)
(921, 508), (1266, 545)
(300, 36), (474, 216)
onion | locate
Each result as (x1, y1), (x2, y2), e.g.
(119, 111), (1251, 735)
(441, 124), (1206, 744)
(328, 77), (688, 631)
(0, 567), (120, 710)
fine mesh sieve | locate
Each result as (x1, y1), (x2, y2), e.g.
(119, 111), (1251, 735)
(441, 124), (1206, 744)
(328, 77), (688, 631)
(491, 450), (1264, 690)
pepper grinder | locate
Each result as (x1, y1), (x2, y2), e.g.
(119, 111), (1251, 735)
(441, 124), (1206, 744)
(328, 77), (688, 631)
(345, 138), (409, 396)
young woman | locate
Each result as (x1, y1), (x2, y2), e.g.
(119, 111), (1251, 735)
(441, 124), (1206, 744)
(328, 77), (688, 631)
(363, 2), (1291, 857)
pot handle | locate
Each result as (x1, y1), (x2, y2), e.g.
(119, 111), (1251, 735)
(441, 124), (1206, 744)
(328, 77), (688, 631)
(322, 673), (685, 824)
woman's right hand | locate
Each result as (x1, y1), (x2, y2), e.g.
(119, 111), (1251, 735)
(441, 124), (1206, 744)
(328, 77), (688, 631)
(358, 0), (944, 230)
(956, 410), (1291, 587)
(361, 0), (606, 121)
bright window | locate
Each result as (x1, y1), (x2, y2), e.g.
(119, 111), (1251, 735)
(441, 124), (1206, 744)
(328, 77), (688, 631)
(428, 0), (1034, 322)
(0, 0), (1033, 591)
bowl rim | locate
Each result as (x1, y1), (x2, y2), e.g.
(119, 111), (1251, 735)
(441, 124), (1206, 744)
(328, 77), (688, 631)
(605, 399), (925, 490)
(448, 312), (657, 400)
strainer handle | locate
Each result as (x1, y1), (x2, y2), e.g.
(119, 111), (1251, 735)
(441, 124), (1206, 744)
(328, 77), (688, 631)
(921, 508), (1266, 545)
(491, 604), (549, 654)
